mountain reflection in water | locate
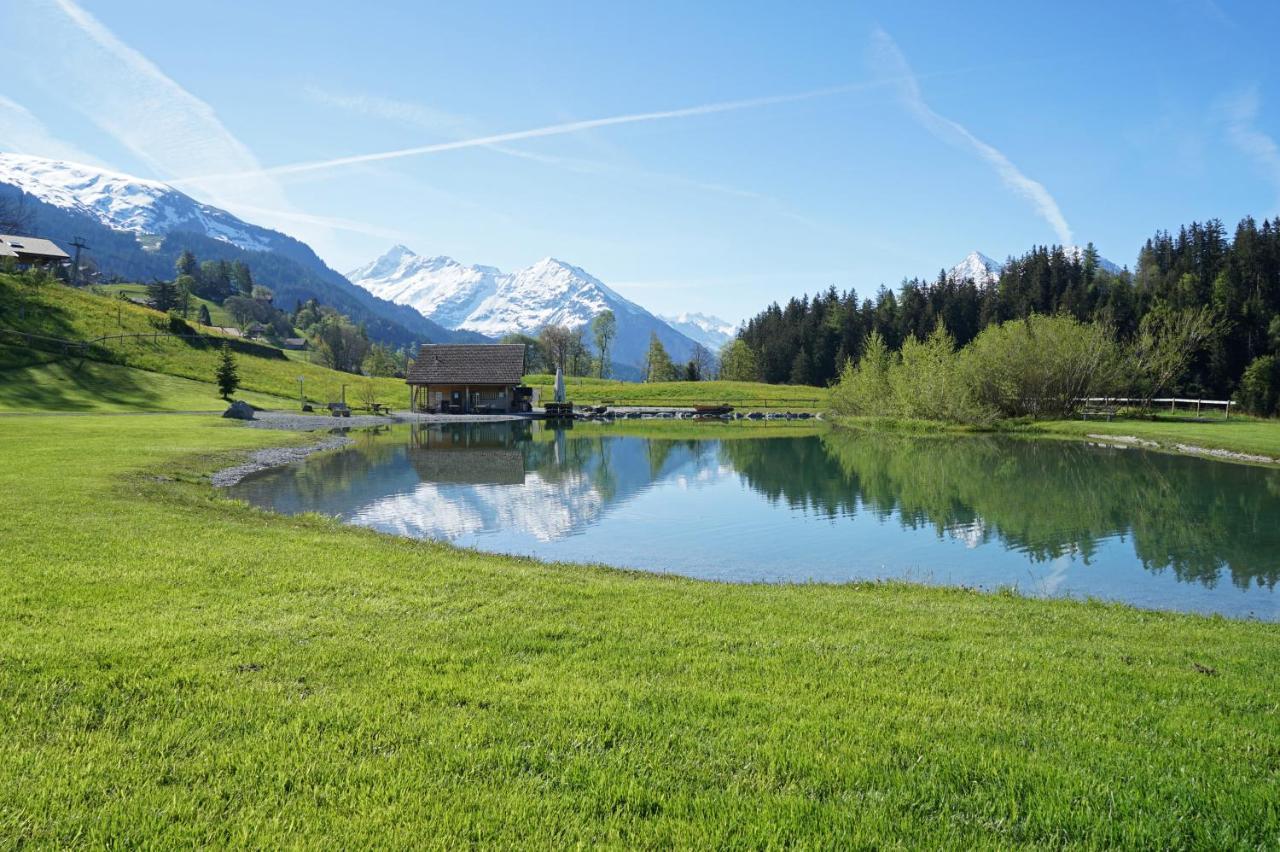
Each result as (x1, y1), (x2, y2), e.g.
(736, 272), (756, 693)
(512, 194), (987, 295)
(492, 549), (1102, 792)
(226, 422), (1280, 619)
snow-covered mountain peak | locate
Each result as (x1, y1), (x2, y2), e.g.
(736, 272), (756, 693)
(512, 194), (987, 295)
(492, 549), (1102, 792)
(0, 152), (276, 252)
(947, 246), (1123, 284)
(658, 312), (736, 351)
(348, 247), (701, 369)
(948, 251), (1003, 285)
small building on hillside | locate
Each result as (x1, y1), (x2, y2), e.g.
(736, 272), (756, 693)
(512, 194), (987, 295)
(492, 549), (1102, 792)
(0, 235), (69, 267)
(407, 343), (528, 414)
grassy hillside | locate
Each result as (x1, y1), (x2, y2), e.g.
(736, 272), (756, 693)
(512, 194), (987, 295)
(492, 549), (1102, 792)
(0, 415), (1275, 846)
(0, 360), (294, 413)
(95, 282), (237, 328)
(0, 275), (405, 410)
(524, 374), (828, 411)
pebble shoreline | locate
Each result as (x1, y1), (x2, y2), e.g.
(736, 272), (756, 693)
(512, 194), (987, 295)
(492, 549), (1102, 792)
(210, 435), (354, 487)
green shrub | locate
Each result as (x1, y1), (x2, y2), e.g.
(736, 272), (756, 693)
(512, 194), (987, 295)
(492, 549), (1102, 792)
(892, 324), (990, 424)
(961, 314), (1124, 418)
(1236, 355), (1280, 416)
(829, 330), (894, 417)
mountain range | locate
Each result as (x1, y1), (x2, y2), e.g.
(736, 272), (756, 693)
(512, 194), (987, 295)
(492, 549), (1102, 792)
(658, 312), (736, 351)
(346, 246), (712, 372)
(0, 154), (481, 347)
(947, 248), (1123, 285)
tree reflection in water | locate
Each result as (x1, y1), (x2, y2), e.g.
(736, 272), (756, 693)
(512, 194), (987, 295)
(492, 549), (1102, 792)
(722, 430), (1280, 590)
(229, 422), (1280, 595)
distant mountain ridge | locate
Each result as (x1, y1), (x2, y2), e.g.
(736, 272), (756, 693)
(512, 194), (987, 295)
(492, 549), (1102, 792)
(948, 247), (1122, 285)
(659, 312), (735, 351)
(347, 246), (701, 370)
(0, 153), (481, 347)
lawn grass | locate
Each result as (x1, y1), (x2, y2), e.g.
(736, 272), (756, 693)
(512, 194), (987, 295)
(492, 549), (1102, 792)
(524, 373), (828, 411)
(0, 275), (404, 410)
(1, 414), (1277, 846)
(1030, 414), (1280, 460)
(0, 360), (294, 413)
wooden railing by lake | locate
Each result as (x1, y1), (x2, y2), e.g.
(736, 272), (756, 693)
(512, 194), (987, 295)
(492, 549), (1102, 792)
(1079, 397), (1236, 418)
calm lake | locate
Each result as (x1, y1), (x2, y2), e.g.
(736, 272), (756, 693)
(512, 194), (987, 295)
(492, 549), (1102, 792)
(228, 421), (1280, 620)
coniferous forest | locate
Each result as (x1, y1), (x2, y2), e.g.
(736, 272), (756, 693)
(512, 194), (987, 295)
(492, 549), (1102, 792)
(736, 216), (1280, 400)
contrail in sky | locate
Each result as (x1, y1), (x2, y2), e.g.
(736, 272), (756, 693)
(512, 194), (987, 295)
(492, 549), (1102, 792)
(170, 78), (915, 186)
(869, 27), (1073, 245)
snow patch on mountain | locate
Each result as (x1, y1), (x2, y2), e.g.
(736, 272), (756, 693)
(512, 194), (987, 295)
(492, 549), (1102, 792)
(948, 247), (1123, 284)
(0, 153), (275, 251)
(659, 312), (736, 351)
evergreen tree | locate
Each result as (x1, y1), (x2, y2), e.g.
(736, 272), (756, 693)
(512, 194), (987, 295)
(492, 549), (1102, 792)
(215, 345), (240, 399)
(175, 249), (197, 278)
(231, 261), (254, 295)
(146, 278), (179, 312)
(197, 303), (212, 325)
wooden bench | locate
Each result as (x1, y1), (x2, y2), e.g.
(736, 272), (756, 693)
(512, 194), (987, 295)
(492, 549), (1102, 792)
(327, 402), (352, 417)
(1080, 404), (1117, 421)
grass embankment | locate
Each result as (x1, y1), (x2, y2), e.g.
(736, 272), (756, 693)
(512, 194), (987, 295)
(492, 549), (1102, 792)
(1, 415), (1277, 846)
(1031, 415), (1280, 460)
(0, 276), (403, 411)
(834, 412), (1280, 464)
(524, 374), (828, 411)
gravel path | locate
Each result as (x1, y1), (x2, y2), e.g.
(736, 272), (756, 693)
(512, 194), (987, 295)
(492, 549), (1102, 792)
(210, 435), (354, 487)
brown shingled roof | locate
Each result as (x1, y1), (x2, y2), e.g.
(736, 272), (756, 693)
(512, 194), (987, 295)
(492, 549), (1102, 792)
(406, 343), (526, 385)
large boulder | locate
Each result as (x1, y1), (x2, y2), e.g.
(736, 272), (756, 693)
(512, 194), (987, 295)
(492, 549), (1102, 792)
(222, 400), (256, 420)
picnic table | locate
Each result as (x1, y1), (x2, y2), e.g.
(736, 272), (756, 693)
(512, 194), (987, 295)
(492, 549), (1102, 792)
(368, 402), (390, 415)
(327, 402), (352, 417)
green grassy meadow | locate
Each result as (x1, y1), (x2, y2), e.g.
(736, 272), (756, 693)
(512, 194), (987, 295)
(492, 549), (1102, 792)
(524, 373), (828, 411)
(0, 360), (295, 413)
(0, 414), (1277, 847)
(0, 275), (404, 409)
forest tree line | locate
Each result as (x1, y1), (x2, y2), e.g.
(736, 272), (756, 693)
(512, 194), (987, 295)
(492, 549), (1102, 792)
(734, 217), (1280, 408)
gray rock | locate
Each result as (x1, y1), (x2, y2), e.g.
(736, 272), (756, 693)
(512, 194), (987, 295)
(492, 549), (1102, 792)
(222, 400), (256, 420)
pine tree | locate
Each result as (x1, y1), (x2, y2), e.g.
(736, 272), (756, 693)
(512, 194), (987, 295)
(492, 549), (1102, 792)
(175, 249), (197, 278)
(215, 345), (240, 399)
(146, 279), (179, 312)
(231, 261), (254, 295)
(197, 303), (212, 325)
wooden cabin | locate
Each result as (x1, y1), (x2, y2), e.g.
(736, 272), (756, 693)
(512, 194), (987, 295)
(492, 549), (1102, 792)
(0, 235), (69, 267)
(407, 343), (527, 414)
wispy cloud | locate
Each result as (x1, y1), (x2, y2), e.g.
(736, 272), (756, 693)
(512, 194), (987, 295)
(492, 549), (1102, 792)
(6, 0), (312, 242)
(1220, 87), (1280, 210)
(302, 87), (476, 137)
(0, 95), (103, 165)
(868, 28), (1073, 245)
(173, 79), (901, 186)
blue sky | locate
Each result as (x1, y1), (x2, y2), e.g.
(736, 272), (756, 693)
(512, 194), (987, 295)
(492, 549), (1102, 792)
(2, 0), (1280, 322)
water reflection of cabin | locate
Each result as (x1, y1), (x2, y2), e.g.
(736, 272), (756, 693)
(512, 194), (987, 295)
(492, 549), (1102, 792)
(406, 343), (528, 414)
(408, 422), (529, 485)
